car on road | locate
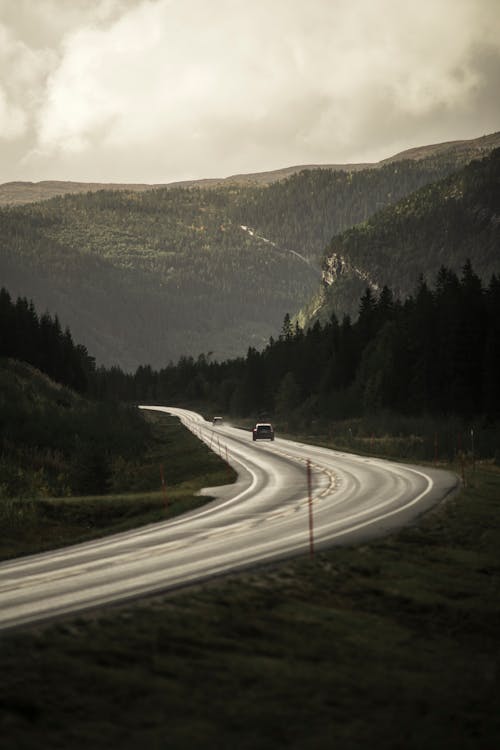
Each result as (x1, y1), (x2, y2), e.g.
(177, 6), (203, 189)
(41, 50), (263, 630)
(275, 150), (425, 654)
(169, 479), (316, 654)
(253, 422), (275, 441)
(212, 416), (224, 426)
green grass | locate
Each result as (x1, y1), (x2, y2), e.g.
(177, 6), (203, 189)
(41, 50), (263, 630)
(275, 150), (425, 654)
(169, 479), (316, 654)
(0, 411), (236, 561)
(0, 463), (499, 749)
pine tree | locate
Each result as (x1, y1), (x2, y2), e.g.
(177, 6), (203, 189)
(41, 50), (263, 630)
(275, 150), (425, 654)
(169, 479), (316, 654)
(357, 287), (378, 349)
(280, 313), (293, 341)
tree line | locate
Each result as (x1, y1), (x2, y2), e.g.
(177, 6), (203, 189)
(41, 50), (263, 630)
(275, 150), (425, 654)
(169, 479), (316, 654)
(0, 155), (466, 369)
(3, 259), (498, 427)
(2, 259), (499, 475)
(0, 300), (152, 499)
(0, 287), (95, 392)
(88, 261), (500, 429)
(312, 148), (500, 325)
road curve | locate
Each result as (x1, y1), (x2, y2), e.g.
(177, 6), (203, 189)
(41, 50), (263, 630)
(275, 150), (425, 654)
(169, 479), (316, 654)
(0, 407), (458, 631)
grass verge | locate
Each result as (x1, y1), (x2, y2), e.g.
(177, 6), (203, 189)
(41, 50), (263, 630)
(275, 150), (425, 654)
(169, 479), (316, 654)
(0, 461), (498, 749)
(0, 412), (236, 561)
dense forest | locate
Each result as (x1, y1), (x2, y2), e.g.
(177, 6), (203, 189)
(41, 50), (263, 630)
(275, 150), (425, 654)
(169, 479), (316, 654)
(231, 156), (463, 264)
(0, 357), (153, 499)
(85, 262), (500, 459)
(0, 287), (95, 393)
(1, 256), (499, 496)
(0, 290), (150, 498)
(2, 260), (498, 426)
(305, 147), (500, 326)
(0, 153), (475, 370)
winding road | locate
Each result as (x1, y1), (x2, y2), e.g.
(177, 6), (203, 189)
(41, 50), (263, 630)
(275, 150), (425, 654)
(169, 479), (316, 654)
(0, 406), (458, 630)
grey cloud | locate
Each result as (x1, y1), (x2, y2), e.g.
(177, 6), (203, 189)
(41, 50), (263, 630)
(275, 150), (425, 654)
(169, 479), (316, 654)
(463, 43), (500, 124)
(0, 0), (145, 48)
(1, 0), (499, 183)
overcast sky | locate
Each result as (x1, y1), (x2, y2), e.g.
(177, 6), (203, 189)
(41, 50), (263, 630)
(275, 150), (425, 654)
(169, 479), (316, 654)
(1, 0), (499, 184)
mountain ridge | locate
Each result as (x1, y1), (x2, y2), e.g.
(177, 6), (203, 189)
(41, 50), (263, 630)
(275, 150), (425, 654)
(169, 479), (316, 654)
(299, 145), (500, 329)
(2, 130), (499, 206)
(1, 130), (499, 370)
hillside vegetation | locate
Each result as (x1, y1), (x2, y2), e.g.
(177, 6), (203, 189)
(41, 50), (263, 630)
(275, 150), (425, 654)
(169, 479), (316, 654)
(87, 261), (500, 464)
(0, 155), (475, 369)
(0, 358), (150, 500)
(0, 358), (233, 559)
(303, 147), (500, 325)
(0, 286), (95, 392)
(2, 129), (498, 206)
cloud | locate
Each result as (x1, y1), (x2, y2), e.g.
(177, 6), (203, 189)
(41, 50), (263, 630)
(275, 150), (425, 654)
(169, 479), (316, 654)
(0, 88), (26, 139)
(0, 0), (143, 47)
(0, 22), (55, 141)
(2, 0), (499, 181)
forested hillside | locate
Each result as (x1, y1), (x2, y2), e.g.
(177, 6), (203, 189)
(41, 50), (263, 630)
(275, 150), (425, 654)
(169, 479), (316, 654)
(0, 287), (95, 393)
(303, 148), (500, 326)
(0, 290), (149, 498)
(0, 290), (228, 507)
(2, 129), (498, 207)
(0, 357), (152, 500)
(88, 261), (500, 459)
(0, 154), (472, 369)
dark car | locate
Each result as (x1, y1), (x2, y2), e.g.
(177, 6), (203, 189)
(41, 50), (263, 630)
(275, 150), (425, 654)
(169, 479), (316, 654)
(252, 422), (275, 441)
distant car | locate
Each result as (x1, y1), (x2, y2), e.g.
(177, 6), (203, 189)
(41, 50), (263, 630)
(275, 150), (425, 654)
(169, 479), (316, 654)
(212, 416), (224, 426)
(252, 422), (275, 441)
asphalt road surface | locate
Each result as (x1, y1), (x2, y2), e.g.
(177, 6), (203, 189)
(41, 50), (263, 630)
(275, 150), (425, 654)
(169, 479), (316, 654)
(0, 406), (458, 630)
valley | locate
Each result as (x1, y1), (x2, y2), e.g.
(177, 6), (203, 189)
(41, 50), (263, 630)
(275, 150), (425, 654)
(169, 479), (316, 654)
(2, 130), (499, 370)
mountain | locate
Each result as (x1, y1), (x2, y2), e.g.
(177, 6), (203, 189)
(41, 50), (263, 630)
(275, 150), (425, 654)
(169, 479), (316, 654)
(2, 130), (499, 207)
(300, 146), (500, 327)
(379, 130), (500, 165)
(0, 165), (374, 207)
(1, 131), (499, 370)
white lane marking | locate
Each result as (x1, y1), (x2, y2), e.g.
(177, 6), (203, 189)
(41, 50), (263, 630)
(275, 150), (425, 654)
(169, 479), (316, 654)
(142, 406), (439, 540)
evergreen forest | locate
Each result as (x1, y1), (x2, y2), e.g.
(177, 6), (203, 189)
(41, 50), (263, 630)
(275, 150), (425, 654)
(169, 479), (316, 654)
(301, 147), (500, 326)
(0, 152), (480, 370)
(0, 287), (95, 393)
(87, 261), (500, 436)
(3, 258), (498, 476)
(0, 291), (151, 499)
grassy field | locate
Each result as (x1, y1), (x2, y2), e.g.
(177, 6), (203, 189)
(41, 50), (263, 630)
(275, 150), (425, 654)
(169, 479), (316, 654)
(0, 416), (499, 749)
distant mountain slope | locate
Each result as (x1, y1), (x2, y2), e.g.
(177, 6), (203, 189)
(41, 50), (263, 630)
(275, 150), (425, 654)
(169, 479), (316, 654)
(301, 147), (500, 327)
(0, 187), (312, 369)
(380, 130), (500, 165)
(0, 165), (373, 206)
(0, 155), (469, 369)
(2, 130), (499, 206)
(0, 181), (162, 206)
(2, 132), (499, 369)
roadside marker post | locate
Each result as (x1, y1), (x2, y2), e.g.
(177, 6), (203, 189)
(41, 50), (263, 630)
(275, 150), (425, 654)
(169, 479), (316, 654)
(471, 428), (476, 476)
(307, 459), (314, 559)
(160, 463), (168, 512)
